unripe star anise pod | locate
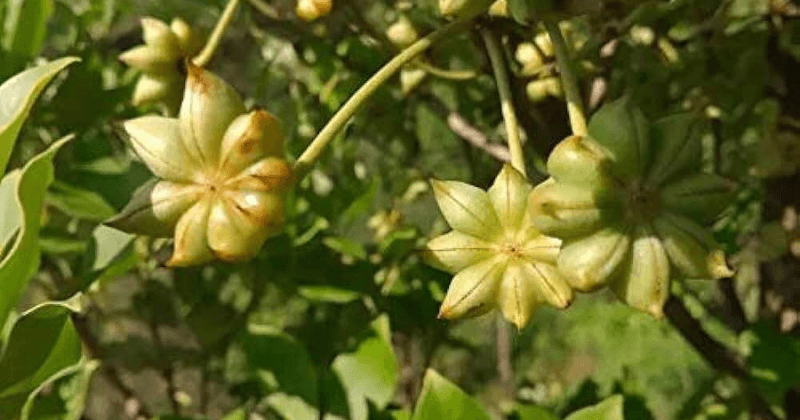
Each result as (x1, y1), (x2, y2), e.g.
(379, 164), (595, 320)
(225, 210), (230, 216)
(386, 16), (419, 49)
(296, 0), (333, 21)
(119, 17), (203, 109)
(439, 0), (493, 17)
(423, 165), (572, 328)
(528, 98), (735, 317)
(106, 64), (293, 266)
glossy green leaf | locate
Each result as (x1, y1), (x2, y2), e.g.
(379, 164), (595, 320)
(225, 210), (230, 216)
(221, 408), (247, 420)
(514, 404), (559, 420)
(0, 298), (82, 420)
(0, 57), (78, 174)
(0, 170), (20, 253)
(331, 315), (398, 420)
(748, 323), (800, 410)
(90, 225), (133, 271)
(241, 325), (318, 403)
(46, 181), (117, 221)
(411, 369), (490, 420)
(0, 135), (73, 330)
(20, 359), (98, 420)
(507, 0), (555, 23)
(2, 0), (52, 59)
(564, 395), (625, 420)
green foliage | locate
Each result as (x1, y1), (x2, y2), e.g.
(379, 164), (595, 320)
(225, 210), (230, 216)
(412, 369), (491, 420)
(513, 404), (559, 420)
(507, 0), (555, 23)
(0, 135), (73, 329)
(748, 323), (800, 415)
(564, 395), (624, 420)
(1, 0), (52, 74)
(0, 298), (82, 420)
(0, 57), (77, 174)
(1, 1), (798, 420)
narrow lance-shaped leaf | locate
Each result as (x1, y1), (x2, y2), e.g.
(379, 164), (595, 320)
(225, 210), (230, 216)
(19, 359), (98, 420)
(0, 57), (79, 174)
(0, 135), (73, 329)
(2, 0), (52, 60)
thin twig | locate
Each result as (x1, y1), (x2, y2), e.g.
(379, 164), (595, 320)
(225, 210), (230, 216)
(447, 113), (511, 162)
(71, 312), (154, 418)
(481, 27), (526, 176)
(663, 295), (780, 420)
(718, 278), (747, 333)
(193, 0), (242, 66)
(495, 316), (514, 401)
(148, 319), (181, 415)
(292, 15), (478, 179)
(417, 60), (479, 81)
(544, 20), (588, 137)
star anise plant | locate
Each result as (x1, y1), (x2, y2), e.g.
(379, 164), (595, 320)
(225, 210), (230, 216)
(528, 98), (735, 317)
(423, 164), (572, 328)
(107, 64), (293, 266)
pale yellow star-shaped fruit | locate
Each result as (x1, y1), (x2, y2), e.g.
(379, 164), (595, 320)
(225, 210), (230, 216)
(106, 64), (293, 266)
(119, 17), (203, 109)
(423, 164), (573, 329)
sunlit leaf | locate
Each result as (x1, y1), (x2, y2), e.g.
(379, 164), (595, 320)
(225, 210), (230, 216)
(0, 297), (82, 420)
(0, 57), (78, 174)
(564, 395), (625, 420)
(412, 369), (490, 420)
(2, 0), (52, 60)
(0, 135), (72, 330)
(331, 314), (398, 420)
(46, 181), (117, 221)
(20, 359), (98, 420)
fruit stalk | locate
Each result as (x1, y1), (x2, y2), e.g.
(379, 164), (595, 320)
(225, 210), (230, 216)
(293, 15), (477, 179)
(481, 28), (526, 176)
(193, 0), (241, 66)
(544, 20), (587, 137)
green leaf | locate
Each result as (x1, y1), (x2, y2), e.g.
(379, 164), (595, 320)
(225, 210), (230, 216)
(0, 169), (20, 252)
(0, 135), (73, 330)
(0, 298), (82, 420)
(297, 285), (361, 304)
(21, 359), (98, 420)
(221, 408), (247, 420)
(411, 369), (490, 420)
(0, 57), (78, 175)
(564, 395), (625, 420)
(748, 323), (800, 410)
(242, 325), (318, 403)
(507, 0), (555, 24)
(331, 315), (398, 420)
(89, 225), (133, 271)
(2, 0), (52, 60)
(46, 181), (117, 221)
(514, 404), (559, 420)
(322, 236), (367, 260)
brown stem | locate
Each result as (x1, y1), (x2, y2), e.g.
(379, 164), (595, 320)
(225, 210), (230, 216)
(718, 277), (748, 334)
(663, 295), (779, 420)
(496, 316), (514, 400)
(148, 319), (181, 415)
(71, 312), (154, 418)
